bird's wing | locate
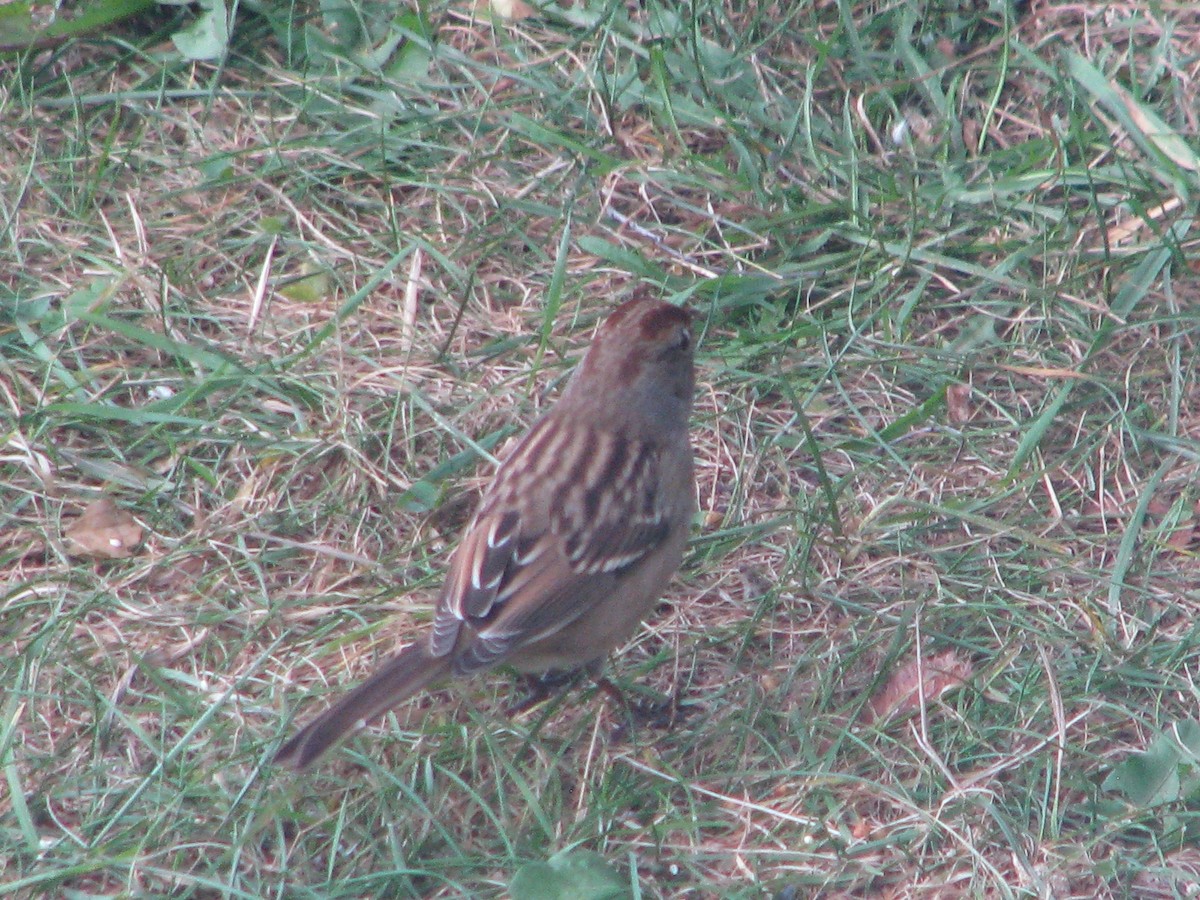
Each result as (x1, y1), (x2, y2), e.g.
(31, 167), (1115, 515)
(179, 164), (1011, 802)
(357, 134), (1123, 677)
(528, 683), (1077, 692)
(428, 420), (669, 672)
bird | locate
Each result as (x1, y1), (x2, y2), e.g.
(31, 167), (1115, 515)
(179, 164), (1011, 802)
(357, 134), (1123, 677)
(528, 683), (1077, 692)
(275, 296), (697, 770)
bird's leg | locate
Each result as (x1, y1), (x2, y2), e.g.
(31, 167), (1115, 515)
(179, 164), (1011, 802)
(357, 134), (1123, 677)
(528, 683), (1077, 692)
(591, 664), (689, 738)
(506, 668), (587, 715)
(506, 662), (691, 736)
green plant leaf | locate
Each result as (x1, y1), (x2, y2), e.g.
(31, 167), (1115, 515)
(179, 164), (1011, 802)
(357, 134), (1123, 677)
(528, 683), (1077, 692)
(1103, 720), (1200, 808)
(171, 0), (229, 60)
(509, 850), (629, 900)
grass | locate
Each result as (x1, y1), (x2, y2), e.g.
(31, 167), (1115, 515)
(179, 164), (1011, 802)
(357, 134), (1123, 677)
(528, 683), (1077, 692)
(4, 0), (1200, 896)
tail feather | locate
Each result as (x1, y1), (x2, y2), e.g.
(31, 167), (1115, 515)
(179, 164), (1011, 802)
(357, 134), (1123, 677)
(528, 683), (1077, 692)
(275, 644), (452, 770)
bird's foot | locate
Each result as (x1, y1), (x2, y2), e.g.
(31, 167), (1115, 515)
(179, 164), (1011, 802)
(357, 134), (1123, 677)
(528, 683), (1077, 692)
(596, 677), (691, 740)
(506, 669), (585, 715)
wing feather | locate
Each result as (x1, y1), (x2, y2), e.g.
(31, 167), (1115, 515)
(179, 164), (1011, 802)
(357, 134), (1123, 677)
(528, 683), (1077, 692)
(428, 418), (673, 671)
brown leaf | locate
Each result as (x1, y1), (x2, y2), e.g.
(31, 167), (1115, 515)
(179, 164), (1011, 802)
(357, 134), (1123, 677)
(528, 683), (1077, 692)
(866, 649), (973, 725)
(946, 382), (971, 424)
(64, 498), (143, 559)
(1146, 496), (1172, 517)
(1162, 506), (1198, 553)
(1164, 522), (1196, 553)
(1120, 91), (1200, 173)
(477, 0), (536, 20)
(1131, 847), (1200, 896)
(1106, 197), (1183, 246)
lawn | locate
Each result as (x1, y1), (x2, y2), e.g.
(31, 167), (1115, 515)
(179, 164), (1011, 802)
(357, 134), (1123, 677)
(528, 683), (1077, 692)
(3, 1), (1200, 896)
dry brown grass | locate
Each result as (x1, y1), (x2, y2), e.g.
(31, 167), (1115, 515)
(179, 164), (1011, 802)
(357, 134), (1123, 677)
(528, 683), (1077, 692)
(5, 0), (1200, 896)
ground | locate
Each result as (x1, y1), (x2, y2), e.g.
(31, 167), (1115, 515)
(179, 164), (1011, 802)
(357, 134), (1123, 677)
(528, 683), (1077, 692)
(3, 1), (1200, 896)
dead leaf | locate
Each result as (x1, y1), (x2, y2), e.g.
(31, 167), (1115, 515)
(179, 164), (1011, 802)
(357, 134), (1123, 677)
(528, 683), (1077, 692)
(64, 498), (143, 559)
(995, 363), (1091, 379)
(479, 0), (536, 20)
(1131, 847), (1200, 896)
(865, 649), (973, 725)
(1161, 500), (1199, 553)
(946, 382), (971, 424)
(1147, 496), (1172, 517)
(1164, 520), (1196, 553)
(1120, 91), (1200, 173)
(1106, 196), (1183, 246)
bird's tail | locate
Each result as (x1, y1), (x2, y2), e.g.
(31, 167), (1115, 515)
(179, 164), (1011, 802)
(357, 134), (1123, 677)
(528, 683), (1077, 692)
(275, 644), (452, 771)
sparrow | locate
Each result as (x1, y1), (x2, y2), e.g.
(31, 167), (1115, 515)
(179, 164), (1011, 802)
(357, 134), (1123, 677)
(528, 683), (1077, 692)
(276, 295), (696, 770)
